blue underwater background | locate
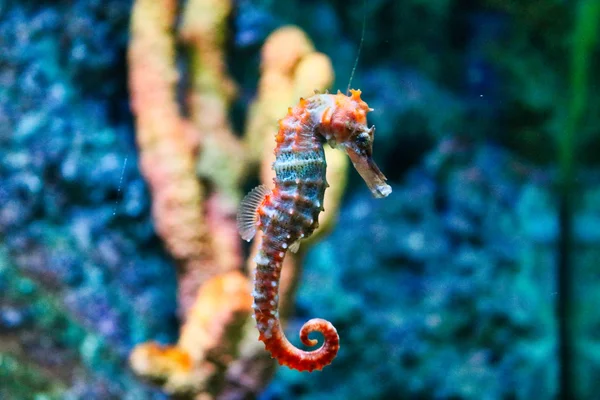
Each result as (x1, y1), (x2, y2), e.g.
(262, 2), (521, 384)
(1, 0), (600, 399)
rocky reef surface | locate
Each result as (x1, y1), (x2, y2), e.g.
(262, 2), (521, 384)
(0, 1), (176, 398)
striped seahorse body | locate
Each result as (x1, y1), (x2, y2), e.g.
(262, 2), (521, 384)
(238, 89), (391, 372)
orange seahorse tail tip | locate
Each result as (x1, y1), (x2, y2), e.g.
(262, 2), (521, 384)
(298, 318), (340, 370)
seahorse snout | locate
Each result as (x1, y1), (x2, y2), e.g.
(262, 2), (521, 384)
(345, 145), (392, 198)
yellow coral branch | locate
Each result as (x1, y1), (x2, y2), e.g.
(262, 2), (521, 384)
(129, 0), (212, 282)
(130, 270), (251, 394)
(181, 0), (247, 204)
(244, 26), (316, 166)
(129, 0), (251, 396)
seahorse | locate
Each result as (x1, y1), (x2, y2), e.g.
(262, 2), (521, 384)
(237, 89), (391, 372)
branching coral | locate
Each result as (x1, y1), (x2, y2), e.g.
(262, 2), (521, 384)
(128, 0), (346, 397)
(130, 270), (251, 393)
(129, 0), (215, 316)
(181, 0), (247, 204)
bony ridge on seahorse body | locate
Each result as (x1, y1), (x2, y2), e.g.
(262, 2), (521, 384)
(237, 89), (391, 372)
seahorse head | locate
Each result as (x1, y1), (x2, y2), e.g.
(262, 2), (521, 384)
(328, 89), (392, 198)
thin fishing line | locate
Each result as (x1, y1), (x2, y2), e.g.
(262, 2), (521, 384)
(347, 0), (367, 94)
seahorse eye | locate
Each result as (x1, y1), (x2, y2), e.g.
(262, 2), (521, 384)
(356, 132), (370, 147)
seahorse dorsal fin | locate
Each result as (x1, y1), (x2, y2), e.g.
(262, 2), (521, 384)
(237, 185), (271, 242)
(289, 240), (301, 253)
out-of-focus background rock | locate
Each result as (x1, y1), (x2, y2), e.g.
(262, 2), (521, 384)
(1, 0), (599, 399)
(0, 1), (177, 398)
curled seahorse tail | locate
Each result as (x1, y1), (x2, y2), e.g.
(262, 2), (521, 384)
(258, 312), (339, 372)
(298, 318), (340, 367)
(253, 246), (339, 372)
(273, 318), (339, 371)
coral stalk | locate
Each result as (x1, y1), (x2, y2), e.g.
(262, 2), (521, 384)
(129, 0), (217, 314)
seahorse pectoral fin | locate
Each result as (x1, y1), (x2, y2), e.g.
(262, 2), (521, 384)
(289, 240), (301, 253)
(345, 145), (392, 199)
(237, 185), (272, 241)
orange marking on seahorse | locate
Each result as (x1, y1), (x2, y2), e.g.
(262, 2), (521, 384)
(321, 106), (333, 126)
